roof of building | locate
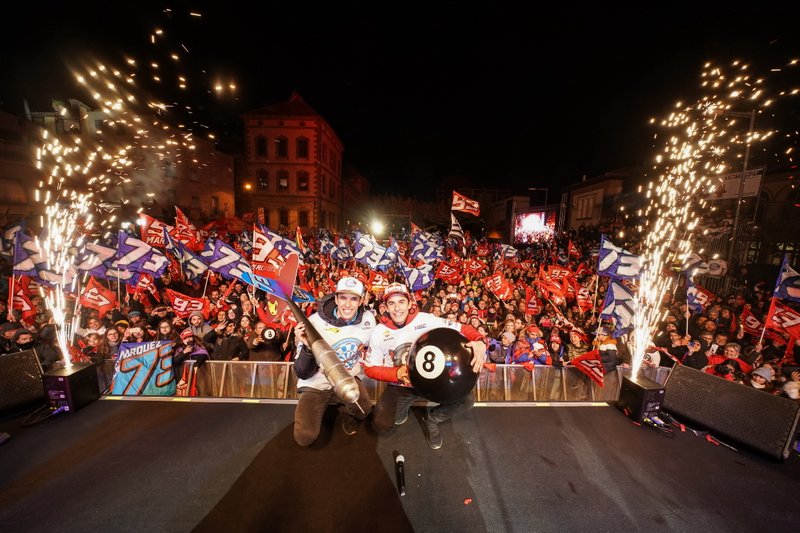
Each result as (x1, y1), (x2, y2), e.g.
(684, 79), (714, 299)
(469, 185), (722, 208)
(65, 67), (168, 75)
(242, 91), (320, 118)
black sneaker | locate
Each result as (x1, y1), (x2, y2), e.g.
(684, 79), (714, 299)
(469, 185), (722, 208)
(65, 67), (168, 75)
(395, 408), (409, 425)
(421, 414), (442, 449)
(342, 415), (359, 436)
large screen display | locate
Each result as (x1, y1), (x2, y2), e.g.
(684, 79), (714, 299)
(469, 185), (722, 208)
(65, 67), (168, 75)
(513, 210), (555, 243)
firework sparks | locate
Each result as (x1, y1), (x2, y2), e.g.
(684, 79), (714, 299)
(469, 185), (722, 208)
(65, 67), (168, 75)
(629, 59), (798, 376)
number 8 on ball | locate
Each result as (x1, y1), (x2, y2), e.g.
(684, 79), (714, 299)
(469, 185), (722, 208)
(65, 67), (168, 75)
(414, 346), (446, 380)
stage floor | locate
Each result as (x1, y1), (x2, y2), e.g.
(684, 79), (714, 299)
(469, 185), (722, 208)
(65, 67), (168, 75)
(1, 398), (798, 532)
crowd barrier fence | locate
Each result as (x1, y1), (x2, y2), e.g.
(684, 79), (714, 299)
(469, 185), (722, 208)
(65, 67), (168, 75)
(101, 360), (671, 403)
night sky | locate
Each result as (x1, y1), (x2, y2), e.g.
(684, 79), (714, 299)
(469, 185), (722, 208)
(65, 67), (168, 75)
(3, 3), (800, 197)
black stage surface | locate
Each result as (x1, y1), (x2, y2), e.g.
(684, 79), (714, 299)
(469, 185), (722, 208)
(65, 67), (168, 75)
(1, 398), (798, 533)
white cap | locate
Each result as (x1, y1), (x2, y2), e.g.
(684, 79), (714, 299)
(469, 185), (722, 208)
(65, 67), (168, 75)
(336, 276), (364, 297)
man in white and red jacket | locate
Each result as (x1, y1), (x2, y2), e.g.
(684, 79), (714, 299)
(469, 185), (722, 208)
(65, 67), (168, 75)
(364, 282), (487, 449)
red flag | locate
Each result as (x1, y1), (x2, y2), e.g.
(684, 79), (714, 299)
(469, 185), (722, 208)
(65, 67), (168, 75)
(570, 349), (604, 387)
(463, 258), (487, 275)
(765, 298), (800, 338)
(175, 207), (203, 252)
(79, 277), (118, 318)
(482, 272), (512, 300)
(10, 276), (37, 322)
(568, 240), (580, 257)
(295, 227), (308, 254)
(525, 287), (542, 315)
(252, 225), (284, 276)
(139, 214), (174, 248)
(368, 270), (390, 293)
(451, 191), (480, 216)
(436, 262), (463, 284)
(165, 288), (211, 319)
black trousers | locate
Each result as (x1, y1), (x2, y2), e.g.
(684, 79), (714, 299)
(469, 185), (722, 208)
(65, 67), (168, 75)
(293, 378), (372, 446)
(372, 385), (474, 434)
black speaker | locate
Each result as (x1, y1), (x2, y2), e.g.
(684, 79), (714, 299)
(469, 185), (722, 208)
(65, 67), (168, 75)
(664, 365), (800, 460)
(43, 362), (100, 412)
(0, 350), (44, 413)
(616, 375), (665, 422)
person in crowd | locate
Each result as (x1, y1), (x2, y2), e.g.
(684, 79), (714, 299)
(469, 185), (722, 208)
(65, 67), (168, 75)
(203, 318), (249, 361)
(564, 329), (589, 363)
(747, 366), (776, 393)
(155, 320), (180, 343)
(593, 327), (620, 373)
(10, 324), (61, 371)
(187, 311), (213, 339)
(247, 320), (287, 361)
(365, 282), (487, 450)
(75, 316), (106, 340)
(292, 276), (375, 445)
(173, 328), (211, 395)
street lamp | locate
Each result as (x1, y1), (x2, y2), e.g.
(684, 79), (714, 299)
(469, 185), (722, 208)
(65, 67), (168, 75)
(724, 109), (757, 265)
(528, 187), (549, 208)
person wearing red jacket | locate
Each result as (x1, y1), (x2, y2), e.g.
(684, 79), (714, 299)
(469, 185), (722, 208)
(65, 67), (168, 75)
(364, 283), (487, 449)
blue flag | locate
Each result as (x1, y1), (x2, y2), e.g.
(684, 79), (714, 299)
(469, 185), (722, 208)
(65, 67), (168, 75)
(774, 254), (800, 303)
(597, 235), (642, 279)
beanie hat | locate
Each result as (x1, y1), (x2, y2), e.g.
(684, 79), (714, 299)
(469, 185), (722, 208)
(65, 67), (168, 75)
(751, 367), (774, 381)
(180, 328), (194, 341)
(501, 331), (516, 343)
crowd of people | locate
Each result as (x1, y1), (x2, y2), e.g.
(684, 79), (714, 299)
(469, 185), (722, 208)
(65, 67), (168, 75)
(1, 220), (799, 447)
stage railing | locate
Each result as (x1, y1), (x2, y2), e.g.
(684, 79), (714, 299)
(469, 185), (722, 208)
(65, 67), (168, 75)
(164, 361), (670, 403)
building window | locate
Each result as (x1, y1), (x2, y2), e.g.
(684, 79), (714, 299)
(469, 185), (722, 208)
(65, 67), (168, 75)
(321, 174), (327, 194)
(296, 137), (309, 159)
(298, 210), (309, 227)
(320, 210), (326, 227)
(211, 196), (219, 215)
(321, 142), (327, 163)
(94, 119), (104, 132)
(297, 171), (309, 191)
(276, 136), (288, 158)
(257, 169), (268, 190)
(278, 170), (289, 191)
(279, 209), (289, 227)
(255, 135), (267, 157)
(190, 167), (199, 182)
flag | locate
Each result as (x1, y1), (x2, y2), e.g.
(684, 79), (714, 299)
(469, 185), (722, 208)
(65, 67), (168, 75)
(682, 252), (709, 279)
(435, 262), (463, 284)
(597, 235), (642, 279)
(774, 254), (800, 303)
(764, 298), (800, 338)
(568, 239), (580, 258)
(570, 350), (604, 387)
(199, 238), (254, 286)
(139, 214), (174, 248)
(164, 288), (211, 319)
(482, 272), (513, 300)
(111, 341), (176, 396)
(79, 276), (118, 317)
(296, 227), (308, 254)
(252, 225), (285, 276)
(448, 213), (465, 242)
(174, 207), (203, 252)
(599, 280), (635, 337)
(1, 220), (24, 258)
(116, 231), (169, 278)
(163, 228), (208, 281)
(353, 232), (389, 270)
(451, 191), (480, 216)
(686, 280), (715, 313)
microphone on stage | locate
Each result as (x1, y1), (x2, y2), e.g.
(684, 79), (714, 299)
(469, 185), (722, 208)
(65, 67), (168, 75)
(395, 454), (406, 496)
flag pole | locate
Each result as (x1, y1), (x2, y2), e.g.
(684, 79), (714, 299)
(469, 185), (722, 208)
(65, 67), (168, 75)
(7, 275), (15, 314)
(201, 270), (211, 299)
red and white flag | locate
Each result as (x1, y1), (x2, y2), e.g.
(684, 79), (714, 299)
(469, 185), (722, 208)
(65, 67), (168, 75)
(252, 225), (284, 277)
(165, 288), (211, 319)
(571, 349), (604, 387)
(175, 207), (203, 252)
(765, 298), (800, 338)
(482, 272), (512, 300)
(451, 191), (480, 216)
(79, 277), (118, 318)
(139, 214), (175, 249)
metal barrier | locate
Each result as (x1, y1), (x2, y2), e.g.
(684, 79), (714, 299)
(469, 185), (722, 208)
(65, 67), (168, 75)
(168, 361), (655, 403)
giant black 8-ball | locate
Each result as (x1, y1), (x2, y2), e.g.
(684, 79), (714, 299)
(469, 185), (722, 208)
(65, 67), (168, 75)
(408, 327), (478, 403)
